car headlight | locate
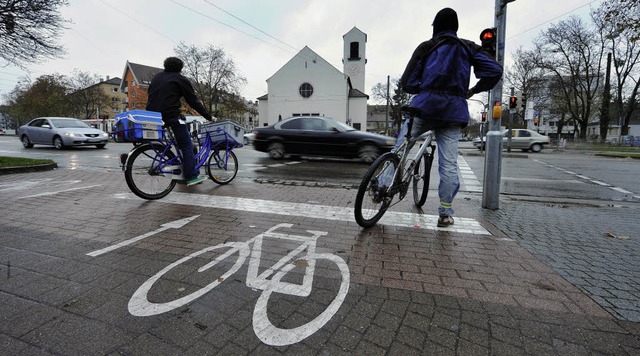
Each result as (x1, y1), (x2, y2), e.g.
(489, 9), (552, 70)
(102, 132), (109, 137)
(385, 139), (396, 146)
(64, 132), (80, 137)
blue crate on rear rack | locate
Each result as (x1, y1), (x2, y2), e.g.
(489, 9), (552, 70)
(199, 121), (244, 148)
(112, 110), (164, 142)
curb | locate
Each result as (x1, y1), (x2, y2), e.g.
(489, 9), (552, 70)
(0, 163), (58, 175)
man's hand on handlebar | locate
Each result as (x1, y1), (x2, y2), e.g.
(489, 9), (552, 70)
(466, 89), (474, 99)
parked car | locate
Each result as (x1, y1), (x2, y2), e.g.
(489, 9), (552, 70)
(18, 117), (109, 149)
(473, 129), (550, 152)
(253, 116), (396, 163)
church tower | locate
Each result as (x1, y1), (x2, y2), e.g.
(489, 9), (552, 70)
(343, 27), (367, 93)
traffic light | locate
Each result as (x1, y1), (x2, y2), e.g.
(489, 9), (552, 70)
(480, 28), (497, 59)
(533, 119), (538, 126)
(481, 112), (487, 122)
(509, 96), (518, 109)
(521, 93), (527, 110)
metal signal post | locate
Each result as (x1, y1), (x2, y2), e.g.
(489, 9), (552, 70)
(482, 0), (514, 210)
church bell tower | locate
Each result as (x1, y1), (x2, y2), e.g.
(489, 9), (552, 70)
(343, 27), (367, 93)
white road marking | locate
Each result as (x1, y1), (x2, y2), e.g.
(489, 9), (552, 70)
(113, 192), (491, 235)
(611, 187), (633, 194)
(86, 215), (200, 256)
(17, 184), (103, 199)
(458, 156), (482, 192)
(532, 159), (639, 200)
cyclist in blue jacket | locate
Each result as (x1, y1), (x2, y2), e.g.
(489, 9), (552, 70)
(147, 57), (214, 186)
(398, 7), (503, 227)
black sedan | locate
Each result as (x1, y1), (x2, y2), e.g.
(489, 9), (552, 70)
(253, 116), (396, 163)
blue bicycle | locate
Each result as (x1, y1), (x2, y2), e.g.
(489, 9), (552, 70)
(120, 121), (243, 200)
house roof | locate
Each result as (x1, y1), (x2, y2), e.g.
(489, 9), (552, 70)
(349, 88), (368, 99)
(119, 61), (163, 90)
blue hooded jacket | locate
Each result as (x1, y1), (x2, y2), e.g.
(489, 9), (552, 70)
(400, 15), (503, 126)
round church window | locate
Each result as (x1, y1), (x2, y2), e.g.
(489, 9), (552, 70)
(299, 82), (313, 98)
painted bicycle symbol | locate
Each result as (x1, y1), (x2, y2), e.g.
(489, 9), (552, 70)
(128, 223), (350, 346)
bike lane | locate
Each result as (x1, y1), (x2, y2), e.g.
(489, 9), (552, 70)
(1, 169), (639, 355)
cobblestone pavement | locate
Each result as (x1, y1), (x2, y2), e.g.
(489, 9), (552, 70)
(1, 169), (639, 355)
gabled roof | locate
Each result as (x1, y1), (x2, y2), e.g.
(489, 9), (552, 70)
(119, 61), (163, 90)
(82, 77), (122, 91)
(349, 88), (368, 99)
(266, 46), (344, 83)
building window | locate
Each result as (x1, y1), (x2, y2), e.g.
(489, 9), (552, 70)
(349, 42), (360, 60)
(299, 83), (313, 98)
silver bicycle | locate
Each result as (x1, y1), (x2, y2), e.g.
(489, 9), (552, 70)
(354, 106), (436, 228)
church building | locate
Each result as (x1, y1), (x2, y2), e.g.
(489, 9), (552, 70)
(257, 27), (369, 131)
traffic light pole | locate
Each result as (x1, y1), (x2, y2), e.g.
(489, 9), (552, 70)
(482, 0), (509, 210)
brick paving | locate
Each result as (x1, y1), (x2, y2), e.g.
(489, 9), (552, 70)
(1, 169), (639, 354)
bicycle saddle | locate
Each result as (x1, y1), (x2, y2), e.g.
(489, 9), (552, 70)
(401, 106), (422, 117)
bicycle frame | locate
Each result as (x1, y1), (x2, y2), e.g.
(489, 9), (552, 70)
(385, 120), (434, 198)
(122, 127), (236, 180)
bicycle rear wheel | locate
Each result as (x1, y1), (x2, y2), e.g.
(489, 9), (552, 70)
(124, 143), (176, 200)
(354, 152), (399, 228)
(205, 148), (238, 184)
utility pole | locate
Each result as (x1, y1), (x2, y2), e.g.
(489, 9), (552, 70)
(482, 0), (514, 210)
(385, 75), (390, 135)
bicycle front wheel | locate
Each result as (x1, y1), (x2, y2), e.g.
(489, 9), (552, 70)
(124, 143), (176, 200)
(205, 148), (238, 184)
(354, 152), (399, 228)
(412, 151), (433, 207)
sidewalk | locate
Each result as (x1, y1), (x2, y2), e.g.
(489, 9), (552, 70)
(0, 169), (638, 355)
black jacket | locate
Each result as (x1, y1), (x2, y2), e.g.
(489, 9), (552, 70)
(146, 71), (212, 123)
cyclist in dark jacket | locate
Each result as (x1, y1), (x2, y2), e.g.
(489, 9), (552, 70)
(147, 57), (213, 186)
(397, 8), (503, 227)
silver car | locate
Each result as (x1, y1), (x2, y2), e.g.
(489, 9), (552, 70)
(19, 117), (109, 149)
(473, 129), (550, 152)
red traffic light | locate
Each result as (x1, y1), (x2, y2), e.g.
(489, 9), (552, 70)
(509, 96), (518, 109)
(480, 28), (497, 58)
(480, 28), (496, 42)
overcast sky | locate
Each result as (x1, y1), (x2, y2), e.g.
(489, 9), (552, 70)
(0, 0), (603, 115)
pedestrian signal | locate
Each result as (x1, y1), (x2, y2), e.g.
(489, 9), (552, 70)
(509, 96), (517, 109)
(480, 28), (497, 59)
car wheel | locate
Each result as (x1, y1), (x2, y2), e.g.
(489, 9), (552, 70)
(53, 136), (65, 150)
(530, 143), (542, 153)
(358, 144), (380, 163)
(268, 142), (285, 159)
(244, 137), (249, 145)
(21, 135), (34, 148)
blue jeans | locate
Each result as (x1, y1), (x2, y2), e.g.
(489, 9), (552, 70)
(167, 118), (198, 180)
(394, 117), (461, 216)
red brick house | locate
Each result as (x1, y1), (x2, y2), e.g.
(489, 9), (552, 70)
(119, 61), (163, 111)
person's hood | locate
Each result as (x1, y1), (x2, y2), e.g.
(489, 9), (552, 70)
(432, 8), (458, 37)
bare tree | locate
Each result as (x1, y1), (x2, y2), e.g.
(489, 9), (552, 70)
(0, 0), (69, 68)
(593, 2), (640, 137)
(5, 74), (70, 126)
(506, 47), (547, 126)
(174, 42), (247, 118)
(66, 70), (110, 119)
(599, 0), (640, 43)
(371, 78), (412, 133)
(535, 16), (605, 139)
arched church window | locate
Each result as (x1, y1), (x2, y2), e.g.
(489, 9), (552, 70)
(299, 83), (313, 98)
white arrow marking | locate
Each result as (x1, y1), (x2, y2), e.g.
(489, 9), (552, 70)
(86, 215), (200, 257)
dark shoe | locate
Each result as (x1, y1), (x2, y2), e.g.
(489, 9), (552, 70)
(186, 176), (207, 186)
(437, 215), (454, 227)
